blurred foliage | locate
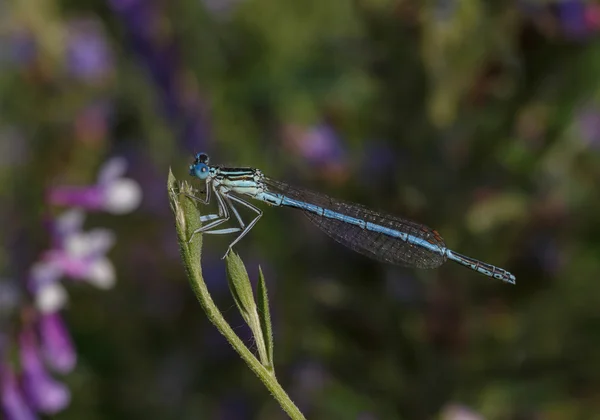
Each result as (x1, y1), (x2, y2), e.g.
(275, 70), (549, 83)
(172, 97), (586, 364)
(2, 0), (600, 419)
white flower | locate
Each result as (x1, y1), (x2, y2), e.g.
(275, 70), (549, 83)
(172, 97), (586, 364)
(103, 178), (142, 214)
(35, 282), (68, 313)
(85, 258), (116, 289)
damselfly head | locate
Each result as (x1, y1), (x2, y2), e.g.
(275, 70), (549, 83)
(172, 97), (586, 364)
(190, 153), (211, 180)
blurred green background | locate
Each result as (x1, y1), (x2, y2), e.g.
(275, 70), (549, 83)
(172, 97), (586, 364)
(2, 0), (600, 419)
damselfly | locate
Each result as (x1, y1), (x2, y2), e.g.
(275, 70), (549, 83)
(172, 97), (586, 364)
(185, 153), (515, 284)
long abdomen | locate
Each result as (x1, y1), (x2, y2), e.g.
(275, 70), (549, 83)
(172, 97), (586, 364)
(261, 180), (447, 268)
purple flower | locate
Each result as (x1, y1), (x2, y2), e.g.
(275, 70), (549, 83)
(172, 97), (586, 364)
(48, 157), (142, 214)
(586, 4), (600, 31)
(28, 262), (68, 314)
(19, 329), (70, 415)
(38, 313), (76, 374)
(66, 18), (113, 83)
(0, 366), (37, 420)
(45, 227), (116, 289)
(50, 208), (86, 250)
(29, 209), (117, 292)
(282, 123), (348, 177)
(557, 1), (592, 39)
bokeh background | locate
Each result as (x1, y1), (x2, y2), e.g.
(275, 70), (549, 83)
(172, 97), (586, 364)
(2, 0), (600, 419)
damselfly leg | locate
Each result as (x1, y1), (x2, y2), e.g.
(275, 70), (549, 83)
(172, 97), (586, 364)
(221, 194), (263, 259)
(189, 190), (263, 259)
(225, 195), (246, 229)
(188, 185), (231, 243)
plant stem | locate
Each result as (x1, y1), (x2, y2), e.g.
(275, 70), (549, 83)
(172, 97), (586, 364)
(168, 171), (305, 420)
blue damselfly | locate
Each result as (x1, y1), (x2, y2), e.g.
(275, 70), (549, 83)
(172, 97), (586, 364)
(186, 153), (515, 284)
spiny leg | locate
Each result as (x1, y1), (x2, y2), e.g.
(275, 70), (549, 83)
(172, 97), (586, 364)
(201, 197), (251, 247)
(188, 187), (229, 243)
(222, 194), (263, 259)
(225, 195), (246, 229)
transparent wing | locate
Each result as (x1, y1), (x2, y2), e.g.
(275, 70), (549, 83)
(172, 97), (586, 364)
(264, 178), (447, 268)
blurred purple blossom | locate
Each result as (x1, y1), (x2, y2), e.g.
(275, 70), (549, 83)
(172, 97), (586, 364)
(44, 227), (116, 289)
(50, 208), (86, 250)
(19, 328), (70, 415)
(577, 105), (600, 149)
(282, 123), (348, 177)
(48, 157), (142, 214)
(29, 209), (117, 293)
(0, 366), (37, 420)
(557, 0), (590, 39)
(66, 18), (114, 83)
(520, 0), (600, 39)
(29, 262), (68, 313)
(586, 4), (600, 30)
(2, 148), (139, 419)
(39, 312), (77, 374)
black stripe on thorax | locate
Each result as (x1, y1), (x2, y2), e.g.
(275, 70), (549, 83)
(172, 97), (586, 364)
(216, 167), (256, 181)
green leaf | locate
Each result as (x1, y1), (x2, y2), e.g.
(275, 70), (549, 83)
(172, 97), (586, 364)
(225, 253), (271, 371)
(257, 266), (275, 371)
(225, 251), (257, 326)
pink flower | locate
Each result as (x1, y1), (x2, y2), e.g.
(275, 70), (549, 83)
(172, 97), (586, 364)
(48, 157), (142, 214)
(0, 366), (37, 420)
(38, 313), (76, 374)
(19, 329), (70, 415)
(28, 210), (117, 307)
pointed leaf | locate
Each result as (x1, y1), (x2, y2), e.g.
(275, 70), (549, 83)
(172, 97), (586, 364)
(257, 266), (275, 371)
(225, 252), (257, 326)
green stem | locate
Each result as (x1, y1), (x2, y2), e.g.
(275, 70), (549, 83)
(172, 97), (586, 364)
(168, 171), (305, 420)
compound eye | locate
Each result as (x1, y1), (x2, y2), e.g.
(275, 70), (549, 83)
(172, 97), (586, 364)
(198, 153), (209, 164)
